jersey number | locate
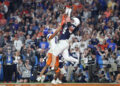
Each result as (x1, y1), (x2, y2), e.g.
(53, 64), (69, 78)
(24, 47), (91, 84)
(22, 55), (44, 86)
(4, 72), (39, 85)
(62, 27), (67, 34)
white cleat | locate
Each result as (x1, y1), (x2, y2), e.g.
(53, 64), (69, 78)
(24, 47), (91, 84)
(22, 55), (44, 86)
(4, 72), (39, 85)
(41, 75), (45, 83)
(51, 79), (57, 84)
(56, 78), (62, 84)
(36, 77), (41, 82)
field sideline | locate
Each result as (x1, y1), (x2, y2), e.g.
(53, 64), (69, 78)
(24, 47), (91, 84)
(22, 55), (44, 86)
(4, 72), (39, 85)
(0, 83), (120, 86)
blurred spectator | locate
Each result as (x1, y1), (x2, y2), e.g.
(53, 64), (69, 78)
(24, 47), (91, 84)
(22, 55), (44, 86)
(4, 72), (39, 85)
(14, 36), (23, 51)
(0, 31), (4, 47)
(20, 59), (32, 83)
(108, 39), (117, 52)
(38, 57), (46, 72)
(0, 48), (3, 81)
(0, 16), (7, 28)
(39, 37), (49, 51)
(13, 51), (21, 82)
(3, 48), (14, 82)
(17, 59), (23, 82)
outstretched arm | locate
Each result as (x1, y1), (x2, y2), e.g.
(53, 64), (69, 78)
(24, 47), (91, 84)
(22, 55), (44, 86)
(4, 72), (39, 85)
(48, 26), (62, 41)
(48, 10), (72, 41)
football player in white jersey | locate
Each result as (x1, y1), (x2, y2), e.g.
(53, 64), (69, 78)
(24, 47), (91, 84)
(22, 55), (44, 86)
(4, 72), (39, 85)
(36, 29), (61, 84)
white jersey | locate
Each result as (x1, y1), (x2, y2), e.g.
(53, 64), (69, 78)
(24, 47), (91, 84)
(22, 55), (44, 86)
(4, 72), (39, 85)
(47, 33), (58, 53)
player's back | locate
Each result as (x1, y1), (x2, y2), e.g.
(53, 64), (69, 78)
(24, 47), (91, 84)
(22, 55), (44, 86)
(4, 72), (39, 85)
(59, 23), (78, 40)
(59, 24), (71, 40)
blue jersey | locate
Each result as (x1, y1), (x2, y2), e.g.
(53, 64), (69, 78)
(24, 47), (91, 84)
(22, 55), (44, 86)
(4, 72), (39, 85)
(59, 24), (77, 40)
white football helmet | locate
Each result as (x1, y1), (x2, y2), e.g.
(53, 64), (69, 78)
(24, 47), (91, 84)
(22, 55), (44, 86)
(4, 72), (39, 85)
(71, 17), (80, 27)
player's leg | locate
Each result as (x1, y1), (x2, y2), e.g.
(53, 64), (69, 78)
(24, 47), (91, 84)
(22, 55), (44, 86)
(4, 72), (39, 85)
(52, 68), (60, 83)
(52, 40), (69, 70)
(39, 65), (48, 77)
(51, 70), (60, 84)
(61, 14), (66, 26)
(62, 48), (78, 63)
(55, 56), (62, 83)
(51, 56), (62, 84)
(37, 53), (52, 82)
(51, 55), (57, 70)
(41, 53), (52, 76)
(54, 56), (59, 71)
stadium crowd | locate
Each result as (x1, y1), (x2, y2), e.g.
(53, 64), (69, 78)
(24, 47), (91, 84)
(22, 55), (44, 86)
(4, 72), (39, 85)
(0, 0), (120, 83)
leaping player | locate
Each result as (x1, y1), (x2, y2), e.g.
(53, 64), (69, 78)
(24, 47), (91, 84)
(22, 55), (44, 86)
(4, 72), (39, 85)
(36, 28), (62, 84)
(36, 5), (80, 84)
(50, 9), (80, 71)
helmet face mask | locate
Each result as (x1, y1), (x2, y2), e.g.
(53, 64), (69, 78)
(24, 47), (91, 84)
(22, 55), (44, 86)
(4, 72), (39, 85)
(70, 18), (74, 23)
